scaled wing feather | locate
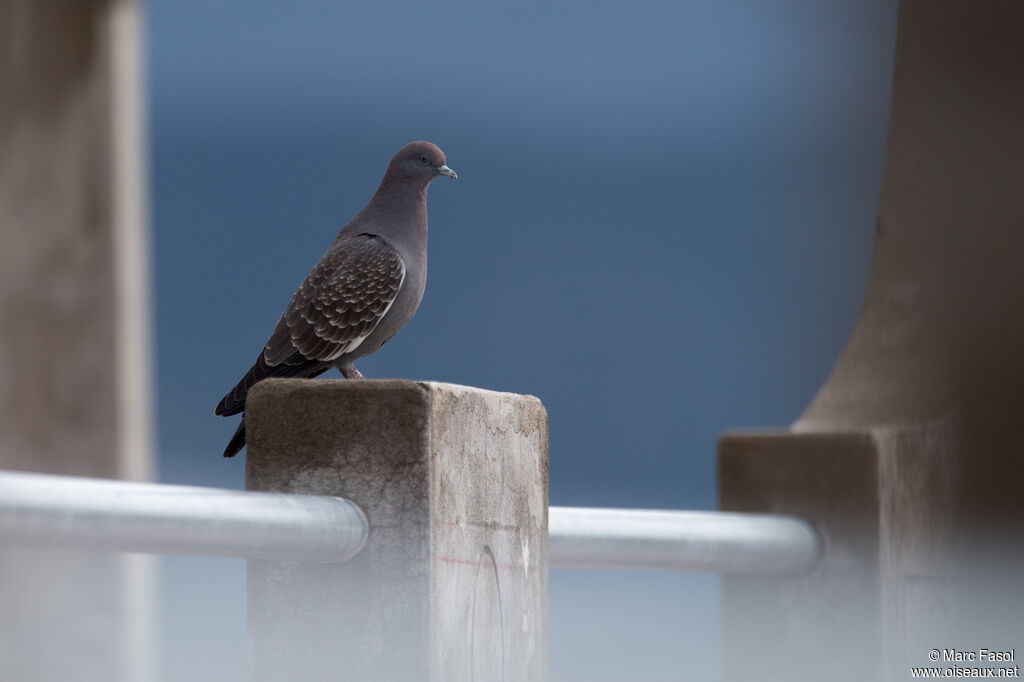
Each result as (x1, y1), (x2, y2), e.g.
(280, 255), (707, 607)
(263, 235), (406, 365)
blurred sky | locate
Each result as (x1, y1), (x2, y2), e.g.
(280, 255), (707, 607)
(148, 1), (897, 679)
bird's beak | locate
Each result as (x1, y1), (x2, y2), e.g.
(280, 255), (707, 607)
(436, 165), (457, 180)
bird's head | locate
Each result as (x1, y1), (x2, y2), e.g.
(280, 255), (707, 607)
(390, 141), (457, 183)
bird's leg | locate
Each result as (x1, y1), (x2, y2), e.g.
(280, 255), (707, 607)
(341, 365), (365, 380)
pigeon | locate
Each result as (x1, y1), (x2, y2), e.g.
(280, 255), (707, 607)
(214, 141), (456, 458)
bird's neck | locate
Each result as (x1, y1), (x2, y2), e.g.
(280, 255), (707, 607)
(369, 174), (429, 212)
(349, 177), (429, 245)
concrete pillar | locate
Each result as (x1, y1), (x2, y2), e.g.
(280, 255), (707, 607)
(719, 428), (957, 681)
(245, 379), (549, 682)
(719, 2), (1024, 680)
(0, 1), (153, 680)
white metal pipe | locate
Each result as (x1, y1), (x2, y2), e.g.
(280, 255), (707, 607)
(549, 506), (821, 575)
(0, 471), (820, 573)
(0, 470), (368, 562)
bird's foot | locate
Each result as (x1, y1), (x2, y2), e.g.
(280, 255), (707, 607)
(341, 365), (366, 380)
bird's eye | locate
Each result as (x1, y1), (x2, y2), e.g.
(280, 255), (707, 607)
(419, 155), (429, 164)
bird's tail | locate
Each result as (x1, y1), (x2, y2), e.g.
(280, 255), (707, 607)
(223, 418), (246, 458)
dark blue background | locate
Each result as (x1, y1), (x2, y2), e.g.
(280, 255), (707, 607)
(148, 2), (896, 679)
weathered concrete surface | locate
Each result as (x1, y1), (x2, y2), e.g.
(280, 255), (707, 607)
(246, 379), (548, 682)
(0, 2), (153, 681)
(720, 2), (1024, 680)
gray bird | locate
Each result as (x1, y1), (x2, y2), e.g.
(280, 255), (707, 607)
(214, 141), (456, 458)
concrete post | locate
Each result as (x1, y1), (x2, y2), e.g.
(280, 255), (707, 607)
(0, 1), (154, 680)
(719, 428), (957, 681)
(245, 379), (549, 682)
(719, 2), (1024, 680)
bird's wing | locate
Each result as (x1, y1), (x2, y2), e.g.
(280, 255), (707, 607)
(263, 233), (406, 365)
(213, 234), (405, 418)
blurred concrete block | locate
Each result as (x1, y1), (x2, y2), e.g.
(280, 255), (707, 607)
(246, 379), (549, 682)
(718, 428), (955, 682)
(0, 1), (153, 680)
(720, 1), (1024, 679)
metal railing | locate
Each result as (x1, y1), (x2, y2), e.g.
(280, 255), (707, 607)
(0, 469), (820, 574)
(0, 470), (367, 561)
(549, 506), (820, 574)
